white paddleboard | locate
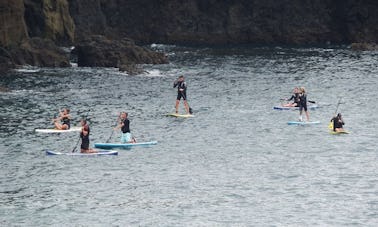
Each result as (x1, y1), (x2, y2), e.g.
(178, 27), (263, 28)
(287, 121), (320, 125)
(166, 113), (194, 118)
(35, 127), (81, 133)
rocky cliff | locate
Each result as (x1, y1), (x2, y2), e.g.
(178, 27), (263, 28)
(69, 0), (378, 45)
(24, 0), (75, 45)
(1, 0), (378, 74)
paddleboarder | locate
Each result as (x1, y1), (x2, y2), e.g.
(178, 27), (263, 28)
(53, 108), (71, 130)
(114, 112), (136, 143)
(298, 87), (310, 121)
(80, 119), (96, 153)
(331, 113), (345, 132)
(283, 87), (300, 107)
(173, 75), (190, 114)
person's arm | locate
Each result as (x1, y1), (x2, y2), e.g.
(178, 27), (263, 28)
(180, 81), (187, 92)
(173, 80), (179, 88)
(114, 120), (124, 130)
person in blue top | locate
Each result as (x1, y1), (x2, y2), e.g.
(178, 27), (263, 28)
(114, 112), (136, 143)
(173, 75), (190, 114)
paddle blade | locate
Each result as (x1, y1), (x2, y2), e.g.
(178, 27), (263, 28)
(189, 107), (193, 114)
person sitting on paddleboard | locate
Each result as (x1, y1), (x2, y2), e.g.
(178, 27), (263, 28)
(299, 87), (310, 121)
(53, 108), (71, 130)
(331, 113), (345, 132)
(173, 75), (190, 114)
(283, 87), (300, 107)
(115, 112), (136, 143)
(80, 120), (95, 153)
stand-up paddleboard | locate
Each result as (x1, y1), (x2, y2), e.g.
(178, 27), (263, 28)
(35, 127), (81, 133)
(46, 150), (118, 156)
(273, 104), (318, 110)
(287, 121), (320, 125)
(166, 113), (194, 118)
(329, 130), (349, 135)
(94, 141), (158, 149)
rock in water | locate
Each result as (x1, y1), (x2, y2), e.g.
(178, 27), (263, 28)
(76, 35), (168, 74)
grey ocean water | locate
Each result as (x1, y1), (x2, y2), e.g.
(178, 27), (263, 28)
(0, 45), (377, 226)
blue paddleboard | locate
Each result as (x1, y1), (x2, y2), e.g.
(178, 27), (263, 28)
(273, 104), (318, 110)
(287, 121), (320, 125)
(94, 141), (158, 149)
(46, 150), (118, 156)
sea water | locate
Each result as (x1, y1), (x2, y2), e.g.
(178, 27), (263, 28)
(0, 45), (377, 226)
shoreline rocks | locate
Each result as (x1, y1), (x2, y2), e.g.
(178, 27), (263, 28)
(75, 35), (168, 74)
(350, 43), (378, 51)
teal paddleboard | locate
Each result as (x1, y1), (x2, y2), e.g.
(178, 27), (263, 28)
(94, 141), (158, 149)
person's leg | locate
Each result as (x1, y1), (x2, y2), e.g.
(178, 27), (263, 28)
(305, 111), (310, 121)
(121, 133), (127, 143)
(54, 122), (62, 129)
(175, 100), (180, 113)
(184, 100), (189, 114)
(125, 133), (132, 143)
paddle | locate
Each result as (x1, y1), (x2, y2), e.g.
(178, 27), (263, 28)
(106, 113), (121, 143)
(71, 109), (90, 153)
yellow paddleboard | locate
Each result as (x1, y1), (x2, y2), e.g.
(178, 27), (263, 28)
(166, 113), (194, 118)
(329, 130), (349, 135)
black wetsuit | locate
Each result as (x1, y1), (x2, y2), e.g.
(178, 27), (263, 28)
(299, 93), (307, 111)
(121, 119), (130, 133)
(173, 80), (187, 100)
(288, 93), (300, 106)
(332, 117), (344, 131)
(80, 127), (90, 150)
(62, 116), (70, 129)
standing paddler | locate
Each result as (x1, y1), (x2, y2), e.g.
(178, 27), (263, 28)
(173, 75), (190, 114)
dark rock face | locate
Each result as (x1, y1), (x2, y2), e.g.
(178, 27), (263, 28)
(24, 0), (75, 45)
(69, 0), (378, 45)
(76, 35), (167, 74)
(0, 0), (72, 73)
(0, 0), (28, 47)
(9, 37), (70, 67)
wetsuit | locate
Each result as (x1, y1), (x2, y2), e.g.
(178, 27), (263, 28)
(80, 127), (90, 150)
(173, 80), (187, 100)
(332, 117), (344, 131)
(288, 93), (300, 106)
(62, 116), (70, 129)
(299, 93), (307, 111)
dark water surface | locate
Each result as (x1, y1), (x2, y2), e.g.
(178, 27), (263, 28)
(1, 45), (377, 226)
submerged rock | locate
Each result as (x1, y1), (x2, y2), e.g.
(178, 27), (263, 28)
(76, 35), (168, 74)
(350, 43), (378, 51)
